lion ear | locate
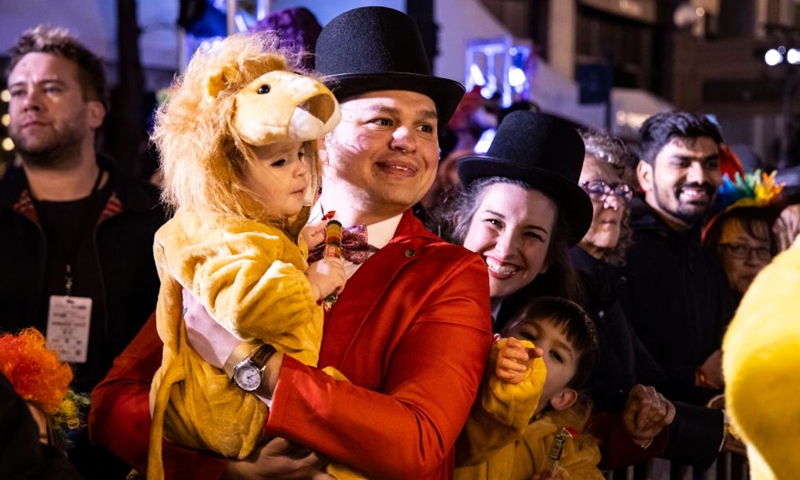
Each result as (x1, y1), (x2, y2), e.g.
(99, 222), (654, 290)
(205, 63), (240, 99)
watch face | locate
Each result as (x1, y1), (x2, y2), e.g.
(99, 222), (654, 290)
(233, 364), (261, 392)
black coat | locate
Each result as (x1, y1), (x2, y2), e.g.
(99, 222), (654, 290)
(571, 247), (666, 413)
(572, 246), (726, 469)
(0, 372), (84, 480)
(0, 159), (165, 480)
(622, 199), (731, 406)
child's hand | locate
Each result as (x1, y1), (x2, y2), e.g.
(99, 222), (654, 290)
(301, 223), (327, 249)
(307, 257), (347, 301)
(495, 337), (543, 385)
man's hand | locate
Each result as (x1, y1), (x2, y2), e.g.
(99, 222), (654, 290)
(698, 349), (723, 389)
(495, 337), (542, 384)
(222, 437), (334, 480)
(722, 432), (747, 457)
(622, 384), (676, 445)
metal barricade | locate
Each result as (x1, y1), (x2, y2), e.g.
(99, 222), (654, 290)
(605, 453), (749, 480)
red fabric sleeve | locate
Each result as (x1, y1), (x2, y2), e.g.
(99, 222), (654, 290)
(266, 256), (493, 480)
(88, 313), (230, 480)
(591, 411), (669, 470)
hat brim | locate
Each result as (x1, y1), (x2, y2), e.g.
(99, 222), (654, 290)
(458, 155), (593, 246)
(324, 72), (465, 126)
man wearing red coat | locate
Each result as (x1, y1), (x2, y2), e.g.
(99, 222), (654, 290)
(88, 7), (493, 480)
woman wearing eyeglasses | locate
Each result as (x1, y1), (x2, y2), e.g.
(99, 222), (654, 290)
(701, 171), (784, 306)
(568, 130), (685, 468)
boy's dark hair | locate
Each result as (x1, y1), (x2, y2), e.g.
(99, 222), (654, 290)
(6, 24), (109, 109)
(502, 296), (599, 393)
(639, 111), (722, 165)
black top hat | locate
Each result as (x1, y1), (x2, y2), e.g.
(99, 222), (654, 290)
(457, 111), (593, 246)
(315, 7), (465, 125)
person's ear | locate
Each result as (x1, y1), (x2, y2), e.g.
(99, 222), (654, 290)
(549, 387), (578, 411)
(637, 160), (654, 193)
(86, 100), (105, 130)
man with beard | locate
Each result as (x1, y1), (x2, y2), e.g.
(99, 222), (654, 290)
(1, 25), (165, 479)
(624, 110), (731, 407)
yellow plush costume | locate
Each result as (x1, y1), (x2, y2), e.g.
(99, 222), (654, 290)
(457, 339), (603, 479)
(723, 243), (800, 479)
(146, 31), (367, 480)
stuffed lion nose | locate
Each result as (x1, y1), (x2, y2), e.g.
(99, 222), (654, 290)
(299, 94), (335, 124)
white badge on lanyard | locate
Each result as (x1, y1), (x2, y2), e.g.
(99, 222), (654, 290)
(46, 295), (92, 363)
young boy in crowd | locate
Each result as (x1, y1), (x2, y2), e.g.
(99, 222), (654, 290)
(457, 296), (603, 479)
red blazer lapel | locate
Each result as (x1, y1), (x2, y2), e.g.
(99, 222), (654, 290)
(319, 212), (438, 367)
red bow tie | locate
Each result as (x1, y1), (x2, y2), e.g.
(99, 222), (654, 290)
(307, 224), (377, 265)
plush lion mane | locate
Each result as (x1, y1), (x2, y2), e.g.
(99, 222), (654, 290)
(153, 31), (315, 222)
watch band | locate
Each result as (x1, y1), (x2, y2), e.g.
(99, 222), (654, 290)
(247, 343), (278, 371)
(223, 341), (262, 379)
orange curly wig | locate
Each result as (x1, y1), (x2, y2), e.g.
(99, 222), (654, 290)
(0, 328), (73, 414)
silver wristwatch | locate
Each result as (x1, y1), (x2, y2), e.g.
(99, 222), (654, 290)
(227, 343), (277, 392)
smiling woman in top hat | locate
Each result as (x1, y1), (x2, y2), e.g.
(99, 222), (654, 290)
(444, 110), (592, 330)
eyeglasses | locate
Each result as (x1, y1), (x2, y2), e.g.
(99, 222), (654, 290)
(718, 243), (772, 261)
(580, 180), (634, 204)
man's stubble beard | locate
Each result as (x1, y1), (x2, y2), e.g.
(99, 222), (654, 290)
(11, 124), (87, 171)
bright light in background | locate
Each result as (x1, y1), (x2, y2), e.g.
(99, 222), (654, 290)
(469, 64), (486, 86)
(1, 114), (9, 127)
(788, 48), (800, 65)
(508, 67), (526, 87)
(695, 7), (705, 17)
(0, 90), (10, 103)
(474, 128), (495, 154)
(2, 138), (14, 151)
(765, 48), (783, 66)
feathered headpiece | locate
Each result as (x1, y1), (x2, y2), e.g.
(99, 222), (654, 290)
(715, 170), (784, 212)
(0, 328), (89, 446)
(702, 170), (785, 242)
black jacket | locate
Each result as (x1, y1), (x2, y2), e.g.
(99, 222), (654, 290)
(571, 246), (666, 413)
(0, 372), (84, 480)
(572, 247), (725, 468)
(0, 159), (165, 392)
(621, 198), (731, 406)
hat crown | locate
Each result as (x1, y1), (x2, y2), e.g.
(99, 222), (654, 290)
(316, 7), (432, 78)
(486, 111), (585, 184)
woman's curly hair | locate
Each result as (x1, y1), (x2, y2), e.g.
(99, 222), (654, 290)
(153, 31), (319, 223)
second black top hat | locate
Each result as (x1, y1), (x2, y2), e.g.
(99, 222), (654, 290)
(457, 111), (593, 246)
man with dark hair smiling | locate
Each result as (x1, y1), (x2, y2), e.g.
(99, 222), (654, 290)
(621, 111), (739, 469)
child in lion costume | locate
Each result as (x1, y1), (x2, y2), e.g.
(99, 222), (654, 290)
(146, 31), (361, 479)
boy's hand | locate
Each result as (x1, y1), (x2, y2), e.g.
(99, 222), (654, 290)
(306, 257), (347, 301)
(495, 337), (543, 384)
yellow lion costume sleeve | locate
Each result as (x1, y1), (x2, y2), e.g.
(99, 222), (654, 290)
(723, 241), (800, 479)
(458, 338), (547, 466)
(145, 31), (363, 480)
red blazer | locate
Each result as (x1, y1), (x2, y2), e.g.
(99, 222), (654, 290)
(89, 211), (493, 480)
